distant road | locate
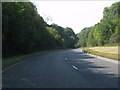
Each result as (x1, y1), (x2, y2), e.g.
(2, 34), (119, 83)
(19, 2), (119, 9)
(3, 49), (119, 88)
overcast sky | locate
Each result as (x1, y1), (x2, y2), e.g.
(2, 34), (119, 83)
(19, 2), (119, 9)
(30, 0), (119, 34)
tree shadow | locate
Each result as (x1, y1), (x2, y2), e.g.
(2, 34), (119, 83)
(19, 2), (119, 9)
(65, 50), (119, 88)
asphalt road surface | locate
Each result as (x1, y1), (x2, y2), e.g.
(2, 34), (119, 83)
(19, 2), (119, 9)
(2, 49), (119, 88)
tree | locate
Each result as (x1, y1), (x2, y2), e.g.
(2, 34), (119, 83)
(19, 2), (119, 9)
(2, 2), (78, 57)
(77, 1), (120, 47)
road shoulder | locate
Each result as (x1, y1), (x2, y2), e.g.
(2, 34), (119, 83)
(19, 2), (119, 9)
(81, 49), (119, 64)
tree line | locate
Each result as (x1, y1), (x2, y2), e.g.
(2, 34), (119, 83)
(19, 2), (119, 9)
(2, 2), (78, 57)
(77, 2), (120, 47)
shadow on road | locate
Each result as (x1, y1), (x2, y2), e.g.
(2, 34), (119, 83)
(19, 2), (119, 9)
(2, 49), (119, 88)
(64, 49), (119, 88)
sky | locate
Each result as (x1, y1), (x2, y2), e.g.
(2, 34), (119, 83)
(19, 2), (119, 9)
(30, 0), (119, 34)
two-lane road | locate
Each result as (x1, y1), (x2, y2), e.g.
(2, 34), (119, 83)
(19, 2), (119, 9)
(2, 49), (119, 88)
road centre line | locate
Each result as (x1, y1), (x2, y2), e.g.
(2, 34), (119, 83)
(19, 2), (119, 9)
(73, 65), (78, 70)
(65, 58), (68, 60)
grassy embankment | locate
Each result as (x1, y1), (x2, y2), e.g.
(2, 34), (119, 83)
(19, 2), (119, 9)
(2, 49), (61, 70)
(83, 46), (119, 61)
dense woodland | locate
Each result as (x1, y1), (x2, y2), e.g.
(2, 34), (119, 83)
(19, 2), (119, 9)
(77, 2), (120, 47)
(2, 2), (78, 57)
(2, 2), (119, 58)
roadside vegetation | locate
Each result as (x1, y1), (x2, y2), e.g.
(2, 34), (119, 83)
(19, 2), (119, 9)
(76, 2), (119, 47)
(77, 2), (119, 60)
(83, 46), (119, 61)
(2, 2), (78, 69)
(2, 2), (78, 58)
(2, 49), (62, 69)
(2, 1), (120, 69)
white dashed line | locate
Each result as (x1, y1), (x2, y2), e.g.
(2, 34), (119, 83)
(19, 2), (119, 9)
(65, 58), (67, 60)
(73, 65), (78, 70)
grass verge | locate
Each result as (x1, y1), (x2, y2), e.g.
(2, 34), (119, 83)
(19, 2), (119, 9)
(83, 47), (119, 61)
(2, 49), (60, 70)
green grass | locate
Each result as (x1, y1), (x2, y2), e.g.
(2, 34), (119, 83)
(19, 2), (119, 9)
(2, 49), (59, 70)
(83, 46), (119, 61)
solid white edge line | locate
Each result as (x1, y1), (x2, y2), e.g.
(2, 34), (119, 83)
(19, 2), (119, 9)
(81, 49), (119, 64)
(73, 65), (78, 70)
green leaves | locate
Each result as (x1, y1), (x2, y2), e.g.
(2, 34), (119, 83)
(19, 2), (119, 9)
(2, 2), (78, 57)
(77, 2), (119, 47)
(51, 24), (78, 48)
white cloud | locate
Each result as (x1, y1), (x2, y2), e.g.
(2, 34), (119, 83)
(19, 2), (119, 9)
(30, 0), (119, 33)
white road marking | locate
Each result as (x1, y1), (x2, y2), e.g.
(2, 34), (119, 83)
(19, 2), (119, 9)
(81, 49), (119, 64)
(65, 58), (68, 60)
(73, 65), (78, 70)
(86, 52), (119, 64)
(105, 72), (114, 74)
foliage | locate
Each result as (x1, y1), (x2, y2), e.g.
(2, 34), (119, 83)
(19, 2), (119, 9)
(51, 24), (78, 48)
(2, 2), (78, 57)
(77, 2), (120, 47)
(76, 27), (91, 47)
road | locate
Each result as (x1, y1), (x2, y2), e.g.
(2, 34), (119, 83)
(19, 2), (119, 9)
(2, 49), (119, 88)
